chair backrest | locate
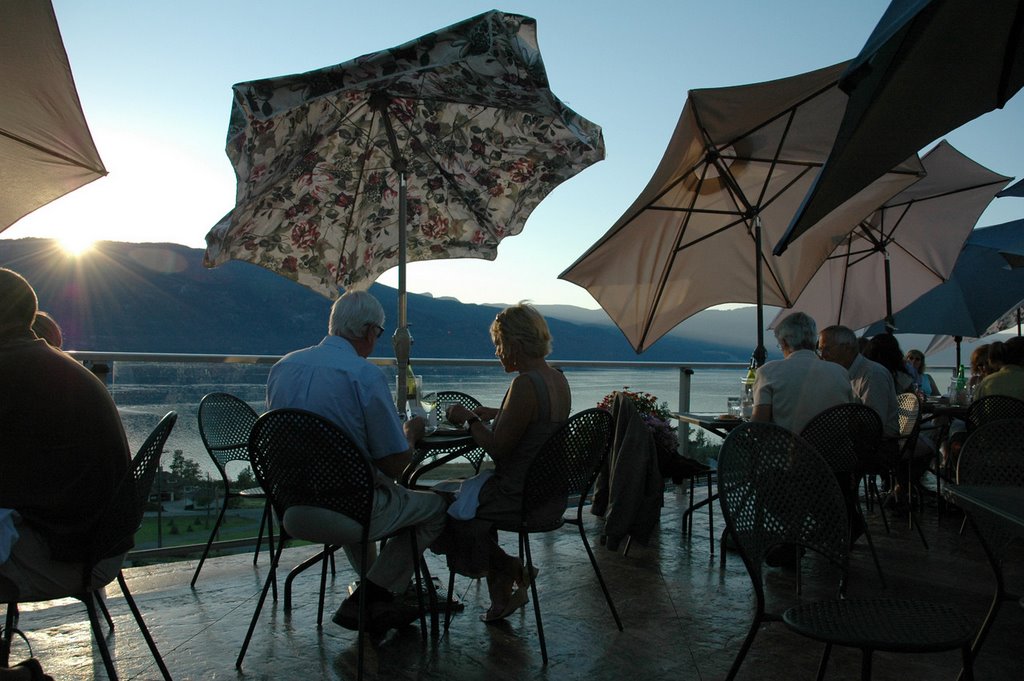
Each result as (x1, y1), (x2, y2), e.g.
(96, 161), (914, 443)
(432, 390), (482, 429)
(198, 392), (260, 472)
(717, 422), (849, 584)
(248, 408), (374, 532)
(956, 419), (1024, 564)
(800, 403), (882, 474)
(967, 395), (1024, 431)
(521, 408), (614, 518)
(93, 411), (178, 563)
(896, 391), (922, 453)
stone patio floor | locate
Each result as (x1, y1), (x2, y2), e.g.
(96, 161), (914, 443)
(6, 484), (1022, 680)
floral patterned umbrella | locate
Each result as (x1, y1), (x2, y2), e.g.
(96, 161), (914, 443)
(203, 10), (604, 405)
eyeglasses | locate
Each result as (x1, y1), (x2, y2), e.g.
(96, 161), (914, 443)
(367, 323), (384, 338)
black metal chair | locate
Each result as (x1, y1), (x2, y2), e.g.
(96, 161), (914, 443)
(1, 412), (177, 681)
(404, 390), (488, 489)
(444, 408), (622, 664)
(965, 394), (1024, 432)
(717, 421), (976, 681)
(954, 419), (1024, 677)
(800, 403), (886, 588)
(236, 409), (434, 680)
(191, 392), (274, 588)
(894, 392), (930, 547)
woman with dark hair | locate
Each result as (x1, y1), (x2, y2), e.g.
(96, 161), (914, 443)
(865, 333), (915, 393)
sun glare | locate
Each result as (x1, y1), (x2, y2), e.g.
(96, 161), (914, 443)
(58, 235), (96, 257)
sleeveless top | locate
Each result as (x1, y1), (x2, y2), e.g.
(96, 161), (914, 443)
(476, 369), (567, 519)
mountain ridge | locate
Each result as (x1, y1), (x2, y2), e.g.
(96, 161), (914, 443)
(0, 238), (758, 362)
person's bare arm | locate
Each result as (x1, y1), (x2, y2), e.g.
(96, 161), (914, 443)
(751, 404), (772, 423)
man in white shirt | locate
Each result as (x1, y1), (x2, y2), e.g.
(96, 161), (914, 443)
(267, 290), (446, 633)
(751, 312), (854, 434)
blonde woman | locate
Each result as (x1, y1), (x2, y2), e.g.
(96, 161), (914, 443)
(439, 302), (570, 622)
(905, 349), (939, 396)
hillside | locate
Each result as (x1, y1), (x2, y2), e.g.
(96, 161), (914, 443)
(0, 238), (756, 362)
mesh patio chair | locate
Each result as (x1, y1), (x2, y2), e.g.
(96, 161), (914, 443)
(443, 408), (622, 664)
(893, 392), (929, 547)
(954, 419), (1024, 678)
(1, 412), (177, 681)
(191, 392), (275, 588)
(404, 390), (489, 489)
(800, 403), (886, 588)
(236, 409), (435, 680)
(965, 395), (1024, 432)
(717, 421), (976, 681)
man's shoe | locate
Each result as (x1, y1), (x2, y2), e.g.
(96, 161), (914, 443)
(331, 596), (420, 634)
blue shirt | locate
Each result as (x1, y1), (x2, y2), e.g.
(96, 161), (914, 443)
(266, 336), (407, 461)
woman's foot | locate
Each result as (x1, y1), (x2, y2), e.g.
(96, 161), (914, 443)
(480, 583), (529, 622)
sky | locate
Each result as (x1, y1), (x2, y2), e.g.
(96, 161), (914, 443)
(4, 0), (1023, 311)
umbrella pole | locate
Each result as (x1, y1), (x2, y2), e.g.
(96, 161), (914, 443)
(753, 216), (767, 367)
(883, 250), (895, 333)
(375, 94), (412, 412)
(393, 166), (411, 413)
(954, 336), (962, 369)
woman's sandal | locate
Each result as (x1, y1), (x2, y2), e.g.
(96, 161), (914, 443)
(480, 583), (529, 623)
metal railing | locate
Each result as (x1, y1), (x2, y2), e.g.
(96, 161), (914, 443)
(66, 351), (749, 561)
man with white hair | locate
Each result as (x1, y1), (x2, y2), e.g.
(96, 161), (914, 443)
(267, 290), (446, 633)
(751, 312), (854, 434)
(817, 325), (899, 438)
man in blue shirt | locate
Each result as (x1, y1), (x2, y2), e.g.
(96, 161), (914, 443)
(267, 290), (446, 633)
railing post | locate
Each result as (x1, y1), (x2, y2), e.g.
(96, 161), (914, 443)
(678, 366), (693, 456)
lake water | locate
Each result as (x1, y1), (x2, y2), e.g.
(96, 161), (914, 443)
(109, 361), (955, 478)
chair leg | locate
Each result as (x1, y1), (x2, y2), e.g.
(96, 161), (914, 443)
(573, 518), (622, 631)
(860, 513), (886, 589)
(706, 471), (715, 556)
(522, 535), (548, 665)
(284, 546), (331, 612)
(116, 573), (172, 681)
(96, 589), (115, 631)
(252, 500), (273, 565)
(191, 499), (230, 587)
(814, 642), (833, 681)
(724, 613), (762, 681)
(859, 648), (873, 681)
(83, 589), (119, 681)
(236, 538), (286, 670)
(1, 605), (15, 667)
(444, 569), (457, 633)
(316, 548), (330, 628)
(959, 642), (976, 681)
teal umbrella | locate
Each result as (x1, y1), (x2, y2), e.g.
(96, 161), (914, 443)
(864, 219), (1024, 364)
(777, 0), (1024, 255)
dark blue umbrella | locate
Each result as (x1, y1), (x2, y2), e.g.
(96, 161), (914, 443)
(864, 219), (1024, 363)
(997, 178), (1024, 197)
(776, 0), (1024, 255)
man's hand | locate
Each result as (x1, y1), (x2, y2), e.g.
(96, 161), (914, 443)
(404, 415), (426, 444)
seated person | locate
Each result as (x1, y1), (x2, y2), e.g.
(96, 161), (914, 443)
(751, 312), (853, 434)
(266, 290), (447, 633)
(968, 343), (992, 394)
(905, 349), (939, 396)
(0, 269), (131, 601)
(974, 337), (1024, 402)
(864, 333), (916, 394)
(437, 303), (570, 622)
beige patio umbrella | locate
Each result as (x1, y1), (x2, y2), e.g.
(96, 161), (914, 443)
(559, 62), (923, 362)
(0, 1), (106, 232)
(770, 140), (1010, 333)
